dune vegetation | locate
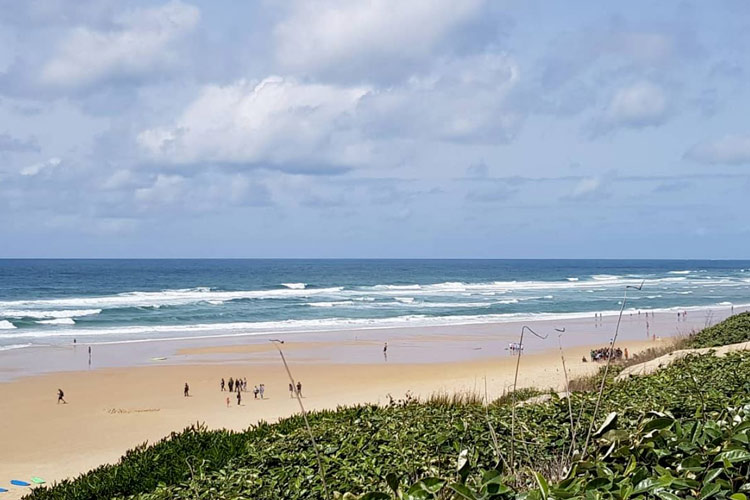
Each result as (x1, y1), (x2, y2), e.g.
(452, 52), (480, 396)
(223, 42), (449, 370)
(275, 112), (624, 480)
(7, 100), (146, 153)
(24, 313), (750, 500)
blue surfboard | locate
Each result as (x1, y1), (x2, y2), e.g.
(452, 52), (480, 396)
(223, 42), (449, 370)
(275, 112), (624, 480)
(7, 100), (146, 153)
(10, 480), (30, 486)
(0, 487), (8, 492)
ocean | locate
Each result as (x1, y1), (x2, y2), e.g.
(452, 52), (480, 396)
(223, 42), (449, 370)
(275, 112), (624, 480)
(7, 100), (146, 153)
(1, 259), (749, 351)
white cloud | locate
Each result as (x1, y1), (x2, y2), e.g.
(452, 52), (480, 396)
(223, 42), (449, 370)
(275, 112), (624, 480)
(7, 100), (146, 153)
(134, 173), (185, 206)
(357, 53), (521, 142)
(604, 81), (669, 128)
(685, 134), (750, 165)
(138, 76), (371, 169)
(39, 1), (199, 89)
(562, 177), (604, 201)
(20, 157), (61, 176)
(274, 0), (484, 77)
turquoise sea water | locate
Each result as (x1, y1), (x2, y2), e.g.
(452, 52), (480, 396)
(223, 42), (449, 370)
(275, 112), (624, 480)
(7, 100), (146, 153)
(0, 259), (749, 350)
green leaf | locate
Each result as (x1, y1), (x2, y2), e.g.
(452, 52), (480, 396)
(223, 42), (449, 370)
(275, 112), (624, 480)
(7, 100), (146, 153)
(386, 473), (400, 496)
(418, 478), (446, 494)
(594, 412), (619, 437)
(655, 489), (682, 500)
(699, 483), (721, 500)
(448, 482), (478, 500)
(406, 484), (433, 500)
(703, 468), (723, 483)
(632, 478), (661, 495)
(730, 494), (748, 500)
(716, 449), (750, 463)
(643, 417), (675, 433)
(533, 471), (550, 500)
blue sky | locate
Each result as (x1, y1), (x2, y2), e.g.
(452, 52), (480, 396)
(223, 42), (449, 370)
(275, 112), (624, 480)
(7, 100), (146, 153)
(0, 0), (749, 258)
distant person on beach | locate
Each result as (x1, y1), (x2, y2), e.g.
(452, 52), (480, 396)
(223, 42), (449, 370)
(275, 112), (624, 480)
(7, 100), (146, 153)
(259, 384), (265, 399)
(228, 378), (234, 392)
(221, 378), (225, 391)
(254, 386), (259, 399)
(244, 377), (248, 391)
(88, 346), (92, 366)
(624, 347), (629, 360)
(383, 342), (388, 354)
(296, 381), (302, 397)
(289, 383), (294, 398)
(236, 391), (242, 406)
(57, 388), (66, 404)
(226, 396), (230, 408)
(184, 383), (190, 397)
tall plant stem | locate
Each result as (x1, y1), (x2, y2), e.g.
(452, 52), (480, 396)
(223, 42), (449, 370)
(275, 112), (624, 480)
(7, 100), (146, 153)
(270, 340), (330, 500)
(510, 325), (549, 471)
(581, 282), (643, 457)
(555, 330), (576, 463)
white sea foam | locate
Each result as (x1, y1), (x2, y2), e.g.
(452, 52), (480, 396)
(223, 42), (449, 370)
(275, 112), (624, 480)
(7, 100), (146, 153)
(0, 343), (32, 351)
(282, 283), (307, 289)
(6, 301), (748, 345)
(669, 270), (691, 275)
(308, 301), (354, 307)
(37, 318), (76, 325)
(0, 287), (344, 310)
(395, 297), (415, 303)
(0, 320), (16, 330)
(1, 309), (102, 319)
(567, 278), (579, 281)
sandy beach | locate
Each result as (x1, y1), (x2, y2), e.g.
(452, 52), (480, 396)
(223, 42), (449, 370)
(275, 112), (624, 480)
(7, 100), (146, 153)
(0, 306), (735, 499)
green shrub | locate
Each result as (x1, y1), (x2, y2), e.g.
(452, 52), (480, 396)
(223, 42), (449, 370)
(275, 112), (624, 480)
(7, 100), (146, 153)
(686, 311), (750, 348)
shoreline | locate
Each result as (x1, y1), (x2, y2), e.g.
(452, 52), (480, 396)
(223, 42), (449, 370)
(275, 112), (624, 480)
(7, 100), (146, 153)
(0, 304), (739, 381)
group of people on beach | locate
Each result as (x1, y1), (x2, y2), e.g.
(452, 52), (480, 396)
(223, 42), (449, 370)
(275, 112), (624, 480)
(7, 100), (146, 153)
(289, 381), (303, 398)
(220, 377), (270, 406)
(587, 346), (628, 362)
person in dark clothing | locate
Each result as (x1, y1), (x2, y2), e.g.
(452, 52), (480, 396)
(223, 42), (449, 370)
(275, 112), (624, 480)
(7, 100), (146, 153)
(220, 378), (225, 391)
(184, 382), (190, 397)
(296, 381), (302, 397)
(236, 391), (242, 406)
(57, 388), (67, 404)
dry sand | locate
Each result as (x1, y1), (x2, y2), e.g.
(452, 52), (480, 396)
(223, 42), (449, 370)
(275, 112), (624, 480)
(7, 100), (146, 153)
(0, 337), (667, 499)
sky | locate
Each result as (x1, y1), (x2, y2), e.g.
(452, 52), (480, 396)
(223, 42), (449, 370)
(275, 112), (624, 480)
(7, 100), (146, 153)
(0, 0), (749, 259)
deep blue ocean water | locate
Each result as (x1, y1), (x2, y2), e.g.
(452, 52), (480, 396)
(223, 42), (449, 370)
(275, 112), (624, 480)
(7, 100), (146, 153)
(1, 259), (749, 350)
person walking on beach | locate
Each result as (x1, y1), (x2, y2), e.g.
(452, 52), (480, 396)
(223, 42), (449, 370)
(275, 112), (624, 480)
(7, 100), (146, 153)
(228, 378), (234, 392)
(88, 346), (92, 366)
(184, 382), (190, 397)
(57, 388), (66, 404)
(236, 391), (242, 406)
(226, 396), (230, 408)
(289, 383), (294, 398)
(296, 381), (302, 397)
(243, 377), (248, 392)
(221, 378), (225, 391)
(259, 383), (265, 399)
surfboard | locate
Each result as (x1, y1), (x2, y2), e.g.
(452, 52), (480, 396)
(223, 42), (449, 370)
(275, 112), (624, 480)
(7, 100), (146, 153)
(10, 480), (30, 486)
(151, 357), (167, 361)
(0, 487), (8, 492)
(31, 477), (45, 484)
